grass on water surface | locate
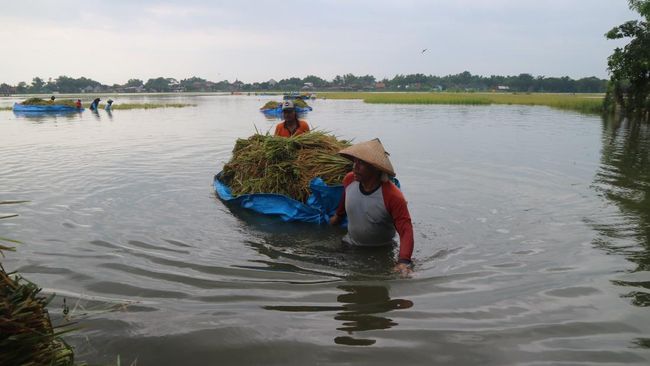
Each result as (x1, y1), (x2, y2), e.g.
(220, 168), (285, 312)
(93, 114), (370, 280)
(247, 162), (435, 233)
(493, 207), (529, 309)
(108, 103), (196, 110)
(320, 92), (605, 115)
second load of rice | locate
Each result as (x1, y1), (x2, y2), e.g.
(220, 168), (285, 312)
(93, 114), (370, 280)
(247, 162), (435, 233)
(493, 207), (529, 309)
(221, 131), (352, 202)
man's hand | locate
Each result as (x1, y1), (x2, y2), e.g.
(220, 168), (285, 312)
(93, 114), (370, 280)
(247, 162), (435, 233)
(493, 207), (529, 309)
(393, 262), (413, 277)
(329, 213), (342, 226)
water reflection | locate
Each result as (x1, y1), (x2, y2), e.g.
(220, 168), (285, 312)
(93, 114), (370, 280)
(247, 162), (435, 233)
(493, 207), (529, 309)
(12, 110), (83, 122)
(264, 284), (413, 346)
(593, 117), (650, 309)
(333, 284), (413, 346)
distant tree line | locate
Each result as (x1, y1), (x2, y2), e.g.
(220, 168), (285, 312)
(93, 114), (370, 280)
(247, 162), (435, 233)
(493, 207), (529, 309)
(0, 72), (608, 95)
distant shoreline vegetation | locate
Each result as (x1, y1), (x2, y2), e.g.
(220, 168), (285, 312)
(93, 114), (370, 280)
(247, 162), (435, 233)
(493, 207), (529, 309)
(0, 72), (608, 95)
(321, 92), (605, 115)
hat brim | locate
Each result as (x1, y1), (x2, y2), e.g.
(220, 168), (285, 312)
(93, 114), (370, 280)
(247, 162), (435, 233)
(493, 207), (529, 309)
(339, 139), (395, 176)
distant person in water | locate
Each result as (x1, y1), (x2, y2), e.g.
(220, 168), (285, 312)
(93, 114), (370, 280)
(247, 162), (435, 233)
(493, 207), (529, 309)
(89, 98), (101, 111)
(75, 99), (82, 109)
(274, 100), (310, 137)
(105, 99), (113, 111)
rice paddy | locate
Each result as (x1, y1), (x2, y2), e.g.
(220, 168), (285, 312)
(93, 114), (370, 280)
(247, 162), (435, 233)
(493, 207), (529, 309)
(320, 92), (605, 115)
(221, 131), (352, 202)
(107, 103), (196, 110)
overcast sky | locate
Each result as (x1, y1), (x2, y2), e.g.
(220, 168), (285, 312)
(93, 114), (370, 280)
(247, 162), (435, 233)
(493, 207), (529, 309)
(0, 0), (640, 85)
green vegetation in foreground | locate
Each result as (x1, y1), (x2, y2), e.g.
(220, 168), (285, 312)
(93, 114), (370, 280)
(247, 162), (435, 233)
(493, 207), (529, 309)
(1, 200), (75, 366)
(107, 102), (196, 110)
(321, 92), (605, 115)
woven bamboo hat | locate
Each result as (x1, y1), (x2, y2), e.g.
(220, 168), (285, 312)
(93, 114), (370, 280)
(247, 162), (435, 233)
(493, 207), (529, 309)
(339, 138), (395, 176)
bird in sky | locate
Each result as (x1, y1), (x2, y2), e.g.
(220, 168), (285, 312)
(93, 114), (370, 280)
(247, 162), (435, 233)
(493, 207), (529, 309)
(421, 48), (428, 54)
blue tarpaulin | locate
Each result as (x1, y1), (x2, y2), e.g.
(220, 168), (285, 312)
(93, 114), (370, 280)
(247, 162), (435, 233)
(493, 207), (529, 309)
(12, 103), (83, 113)
(213, 172), (343, 224)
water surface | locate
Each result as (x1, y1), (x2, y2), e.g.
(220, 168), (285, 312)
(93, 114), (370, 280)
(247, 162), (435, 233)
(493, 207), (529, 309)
(1, 95), (649, 365)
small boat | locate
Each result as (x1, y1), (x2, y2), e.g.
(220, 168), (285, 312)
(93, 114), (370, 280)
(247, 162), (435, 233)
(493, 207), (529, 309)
(260, 105), (313, 116)
(12, 103), (83, 113)
(214, 172), (343, 224)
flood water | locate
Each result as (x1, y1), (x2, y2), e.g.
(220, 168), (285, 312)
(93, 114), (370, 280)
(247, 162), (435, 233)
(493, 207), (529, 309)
(1, 94), (649, 365)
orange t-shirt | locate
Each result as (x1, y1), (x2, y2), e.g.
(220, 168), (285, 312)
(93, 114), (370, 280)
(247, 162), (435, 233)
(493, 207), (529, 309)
(274, 120), (310, 137)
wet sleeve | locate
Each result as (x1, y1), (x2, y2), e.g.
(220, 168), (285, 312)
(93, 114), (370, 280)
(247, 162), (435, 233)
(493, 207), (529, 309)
(335, 172), (355, 217)
(383, 183), (414, 262)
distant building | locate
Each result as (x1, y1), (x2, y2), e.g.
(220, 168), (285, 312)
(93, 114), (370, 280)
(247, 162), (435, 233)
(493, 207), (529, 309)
(375, 82), (386, 89)
(497, 85), (510, 91)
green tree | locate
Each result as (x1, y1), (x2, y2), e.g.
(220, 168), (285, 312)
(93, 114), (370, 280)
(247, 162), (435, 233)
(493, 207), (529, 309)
(125, 78), (144, 87)
(605, 0), (650, 119)
(30, 77), (45, 93)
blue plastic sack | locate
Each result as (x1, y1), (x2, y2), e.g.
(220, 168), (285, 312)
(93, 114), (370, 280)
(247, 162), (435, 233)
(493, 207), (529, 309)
(214, 172), (343, 224)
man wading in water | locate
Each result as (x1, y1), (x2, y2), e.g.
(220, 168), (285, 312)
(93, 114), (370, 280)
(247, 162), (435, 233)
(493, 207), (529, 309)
(274, 100), (310, 137)
(329, 139), (415, 277)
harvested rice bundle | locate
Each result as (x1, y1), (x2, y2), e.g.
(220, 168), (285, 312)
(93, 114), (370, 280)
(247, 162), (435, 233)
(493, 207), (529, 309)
(260, 99), (310, 110)
(260, 101), (281, 110)
(221, 131), (352, 202)
(20, 97), (77, 107)
(0, 266), (74, 366)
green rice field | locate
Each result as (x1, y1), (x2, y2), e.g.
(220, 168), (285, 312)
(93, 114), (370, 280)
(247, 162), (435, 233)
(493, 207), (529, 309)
(320, 92), (605, 115)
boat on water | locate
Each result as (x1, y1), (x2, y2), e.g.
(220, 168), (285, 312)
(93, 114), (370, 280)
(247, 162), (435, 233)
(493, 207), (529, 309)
(260, 105), (313, 116)
(214, 172), (343, 224)
(12, 103), (83, 113)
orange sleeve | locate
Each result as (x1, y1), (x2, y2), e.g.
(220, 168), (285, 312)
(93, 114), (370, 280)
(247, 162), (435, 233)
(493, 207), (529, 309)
(382, 182), (414, 262)
(335, 172), (355, 217)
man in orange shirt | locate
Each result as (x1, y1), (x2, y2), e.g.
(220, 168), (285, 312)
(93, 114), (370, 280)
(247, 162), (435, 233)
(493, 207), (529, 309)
(274, 100), (310, 137)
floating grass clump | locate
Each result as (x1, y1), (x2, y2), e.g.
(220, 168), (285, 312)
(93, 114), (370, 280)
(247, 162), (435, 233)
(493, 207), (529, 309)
(221, 131), (352, 202)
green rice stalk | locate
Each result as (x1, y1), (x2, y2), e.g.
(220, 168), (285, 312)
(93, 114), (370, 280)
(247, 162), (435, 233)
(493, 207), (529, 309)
(221, 131), (352, 202)
(0, 266), (75, 366)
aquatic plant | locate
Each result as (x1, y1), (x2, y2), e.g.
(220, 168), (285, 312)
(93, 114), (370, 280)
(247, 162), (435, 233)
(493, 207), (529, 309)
(109, 103), (196, 110)
(321, 92), (605, 115)
(0, 200), (75, 366)
(221, 131), (352, 202)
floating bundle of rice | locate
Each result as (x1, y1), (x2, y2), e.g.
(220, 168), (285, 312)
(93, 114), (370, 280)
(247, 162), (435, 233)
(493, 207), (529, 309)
(0, 266), (74, 366)
(221, 131), (352, 202)
(20, 97), (77, 108)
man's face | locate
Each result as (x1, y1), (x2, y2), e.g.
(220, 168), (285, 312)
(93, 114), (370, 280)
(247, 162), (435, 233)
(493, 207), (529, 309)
(283, 109), (296, 120)
(353, 158), (379, 182)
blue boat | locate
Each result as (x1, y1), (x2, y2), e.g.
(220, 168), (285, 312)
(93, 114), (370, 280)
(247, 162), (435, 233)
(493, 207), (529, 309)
(214, 172), (343, 224)
(12, 103), (83, 113)
(260, 105), (313, 117)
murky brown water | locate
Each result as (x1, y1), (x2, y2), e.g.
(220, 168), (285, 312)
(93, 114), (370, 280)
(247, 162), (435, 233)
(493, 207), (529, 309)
(1, 95), (649, 365)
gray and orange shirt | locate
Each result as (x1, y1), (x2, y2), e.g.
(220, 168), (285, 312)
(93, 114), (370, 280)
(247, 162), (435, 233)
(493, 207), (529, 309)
(335, 172), (414, 263)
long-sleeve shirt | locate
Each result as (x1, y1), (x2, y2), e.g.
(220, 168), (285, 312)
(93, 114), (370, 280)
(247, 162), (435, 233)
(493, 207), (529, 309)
(274, 120), (310, 137)
(335, 172), (414, 262)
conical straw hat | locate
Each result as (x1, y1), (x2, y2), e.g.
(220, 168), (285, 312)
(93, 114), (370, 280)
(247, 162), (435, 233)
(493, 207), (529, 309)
(339, 138), (395, 176)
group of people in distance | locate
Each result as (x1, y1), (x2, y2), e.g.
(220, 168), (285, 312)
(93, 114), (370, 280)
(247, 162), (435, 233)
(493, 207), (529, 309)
(88, 98), (114, 111)
(273, 100), (414, 276)
(50, 95), (114, 111)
